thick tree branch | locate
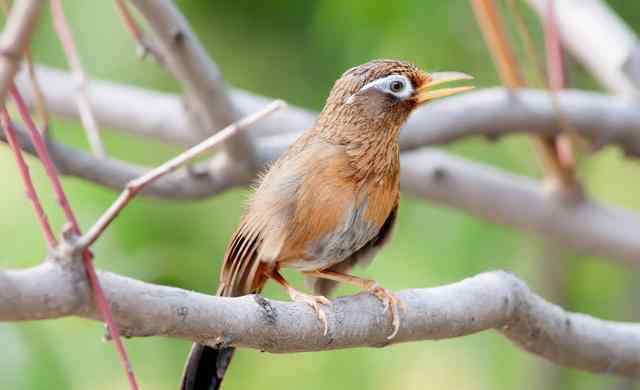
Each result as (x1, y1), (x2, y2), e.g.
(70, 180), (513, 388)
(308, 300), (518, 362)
(0, 0), (43, 103)
(400, 150), (640, 267)
(1, 260), (638, 377)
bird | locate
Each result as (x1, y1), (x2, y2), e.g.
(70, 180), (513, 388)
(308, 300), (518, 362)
(180, 59), (473, 390)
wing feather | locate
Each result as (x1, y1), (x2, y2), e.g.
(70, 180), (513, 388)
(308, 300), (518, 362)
(305, 198), (399, 296)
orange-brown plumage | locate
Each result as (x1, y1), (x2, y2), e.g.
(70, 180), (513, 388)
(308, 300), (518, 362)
(181, 59), (473, 390)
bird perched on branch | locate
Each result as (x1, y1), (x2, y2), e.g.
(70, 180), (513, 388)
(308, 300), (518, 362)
(181, 59), (473, 390)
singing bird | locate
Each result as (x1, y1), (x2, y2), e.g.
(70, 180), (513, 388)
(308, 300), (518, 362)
(181, 59), (473, 390)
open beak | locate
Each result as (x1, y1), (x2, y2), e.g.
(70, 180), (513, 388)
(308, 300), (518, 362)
(415, 71), (474, 104)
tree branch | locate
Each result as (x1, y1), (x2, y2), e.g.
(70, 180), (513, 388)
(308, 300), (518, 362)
(128, 0), (256, 173)
(4, 124), (640, 267)
(0, 0), (44, 103)
(5, 78), (640, 266)
(400, 150), (640, 267)
(15, 67), (640, 157)
(624, 44), (640, 89)
(526, 0), (640, 97)
(1, 260), (638, 377)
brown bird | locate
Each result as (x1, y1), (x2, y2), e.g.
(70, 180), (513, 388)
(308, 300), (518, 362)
(181, 59), (473, 390)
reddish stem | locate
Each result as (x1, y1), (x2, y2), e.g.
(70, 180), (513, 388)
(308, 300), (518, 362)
(113, 0), (163, 62)
(544, 0), (564, 91)
(114, 0), (143, 42)
(544, 0), (576, 171)
(9, 85), (140, 390)
(0, 107), (57, 247)
(11, 87), (80, 231)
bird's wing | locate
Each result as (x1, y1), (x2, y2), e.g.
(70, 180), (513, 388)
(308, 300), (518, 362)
(217, 136), (354, 296)
(305, 195), (399, 296)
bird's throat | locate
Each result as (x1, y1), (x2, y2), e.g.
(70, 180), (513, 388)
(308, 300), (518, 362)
(344, 129), (401, 183)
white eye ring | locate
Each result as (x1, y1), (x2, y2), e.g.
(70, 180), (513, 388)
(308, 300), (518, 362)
(351, 74), (414, 102)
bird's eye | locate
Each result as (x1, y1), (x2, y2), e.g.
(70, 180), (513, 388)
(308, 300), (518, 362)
(389, 80), (405, 93)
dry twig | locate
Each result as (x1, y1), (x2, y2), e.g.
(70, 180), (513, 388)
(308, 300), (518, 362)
(113, 0), (163, 62)
(77, 99), (286, 250)
(50, 0), (105, 157)
(471, 0), (573, 189)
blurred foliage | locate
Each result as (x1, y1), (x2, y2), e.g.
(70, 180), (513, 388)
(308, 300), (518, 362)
(1, 1), (640, 389)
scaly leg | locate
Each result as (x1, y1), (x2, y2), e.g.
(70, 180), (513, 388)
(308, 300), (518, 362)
(271, 269), (330, 335)
(304, 270), (404, 339)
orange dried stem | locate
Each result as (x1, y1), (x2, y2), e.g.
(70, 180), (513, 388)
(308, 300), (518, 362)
(472, 0), (525, 86)
(507, 0), (546, 87)
(471, 0), (573, 189)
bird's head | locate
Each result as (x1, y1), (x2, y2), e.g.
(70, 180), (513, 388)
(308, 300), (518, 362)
(317, 59), (473, 139)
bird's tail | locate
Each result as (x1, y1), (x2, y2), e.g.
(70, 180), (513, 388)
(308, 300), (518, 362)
(180, 260), (267, 390)
(180, 344), (235, 390)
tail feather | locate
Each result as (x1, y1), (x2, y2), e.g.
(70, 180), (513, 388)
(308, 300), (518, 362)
(182, 225), (267, 389)
(181, 260), (266, 389)
(181, 344), (235, 390)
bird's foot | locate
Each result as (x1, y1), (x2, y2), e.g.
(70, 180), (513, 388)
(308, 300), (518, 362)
(288, 288), (330, 335)
(369, 284), (405, 339)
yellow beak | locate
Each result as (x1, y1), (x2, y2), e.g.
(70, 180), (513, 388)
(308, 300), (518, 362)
(415, 71), (474, 104)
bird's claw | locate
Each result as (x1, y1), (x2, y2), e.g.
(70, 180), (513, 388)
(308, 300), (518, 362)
(369, 285), (404, 339)
(289, 289), (330, 335)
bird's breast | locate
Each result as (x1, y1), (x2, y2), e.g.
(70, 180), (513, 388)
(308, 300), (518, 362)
(291, 196), (379, 271)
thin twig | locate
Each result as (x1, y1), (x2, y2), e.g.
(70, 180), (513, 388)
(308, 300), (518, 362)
(543, 0), (577, 176)
(9, 84), (139, 390)
(113, 0), (164, 62)
(0, 107), (56, 247)
(50, 0), (106, 157)
(77, 99), (286, 250)
(506, 0), (546, 86)
(24, 48), (50, 132)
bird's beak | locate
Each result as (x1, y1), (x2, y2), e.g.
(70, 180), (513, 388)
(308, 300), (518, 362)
(415, 72), (474, 104)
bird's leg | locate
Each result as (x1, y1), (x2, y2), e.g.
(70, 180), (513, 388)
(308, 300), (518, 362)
(304, 270), (404, 339)
(270, 269), (330, 335)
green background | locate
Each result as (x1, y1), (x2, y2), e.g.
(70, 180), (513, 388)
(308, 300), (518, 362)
(1, 1), (639, 389)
